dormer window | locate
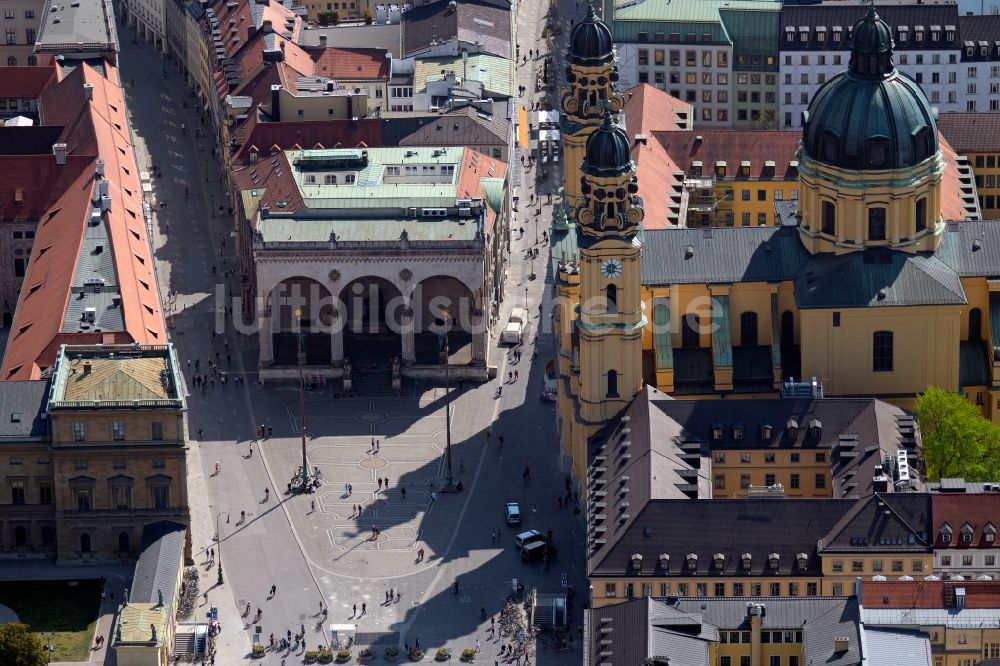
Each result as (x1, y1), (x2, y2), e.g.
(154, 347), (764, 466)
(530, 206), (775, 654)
(799, 26), (809, 42)
(740, 161), (750, 177)
(760, 424), (772, 440)
(659, 553), (670, 570)
(961, 523), (975, 543)
(691, 161), (702, 177)
(984, 523), (996, 543)
(946, 26), (955, 41)
(796, 552), (808, 570)
(686, 553), (698, 570)
(931, 29), (940, 42)
(712, 423), (724, 440)
(914, 28), (924, 41)
(716, 161), (726, 178)
(742, 553), (752, 570)
(786, 419), (799, 439)
(898, 26), (908, 42)
(733, 423), (744, 440)
(768, 553), (780, 570)
(809, 419), (822, 439)
(940, 523), (953, 543)
(631, 553), (643, 572)
(714, 553), (725, 570)
(833, 27), (842, 42)
(816, 26), (826, 42)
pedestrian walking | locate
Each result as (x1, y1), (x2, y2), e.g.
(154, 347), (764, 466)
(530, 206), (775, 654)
(345, 482), (350, 496)
(270, 584), (277, 596)
(385, 590), (390, 603)
(240, 510), (246, 522)
(401, 487), (407, 499)
(476, 639), (481, 652)
(378, 478), (383, 490)
(361, 603), (366, 615)
(431, 491), (438, 503)
(385, 475), (390, 487)
(491, 529), (497, 543)
(264, 487), (270, 501)
(352, 603), (357, 616)
(310, 499), (316, 512)
(348, 483), (353, 495)
(268, 426), (273, 437)
(214, 461), (220, 474)
(514, 369), (519, 381)
(248, 442), (253, 457)
(390, 587), (394, 601)
(508, 370), (513, 382)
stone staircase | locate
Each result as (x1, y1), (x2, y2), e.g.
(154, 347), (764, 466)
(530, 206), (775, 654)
(350, 368), (396, 396)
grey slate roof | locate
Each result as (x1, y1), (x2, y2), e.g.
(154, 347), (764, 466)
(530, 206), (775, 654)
(395, 107), (507, 148)
(819, 493), (932, 553)
(672, 597), (862, 666)
(794, 250), (967, 308)
(298, 25), (403, 58)
(863, 627), (933, 666)
(130, 521), (187, 606)
(641, 217), (1000, 309)
(401, 0), (512, 59)
(0, 380), (49, 439)
(641, 226), (811, 286)
(589, 497), (854, 577)
(778, 4), (960, 51)
(588, 598), (714, 666)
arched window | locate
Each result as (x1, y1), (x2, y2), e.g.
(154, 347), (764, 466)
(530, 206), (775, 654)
(6, 57), (16, 67)
(605, 201), (616, 222)
(682, 314), (700, 348)
(821, 131), (839, 163)
(80, 533), (92, 554)
(872, 331), (894, 372)
(14, 526), (27, 547)
(41, 526), (54, 547)
(781, 311), (794, 346)
(118, 532), (130, 553)
(868, 207), (887, 241)
(915, 198), (928, 233)
(821, 201), (836, 235)
(970, 308), (983, 341)
(740, 312), (758, 346)
(27, 56), (37, 66)
(606, 284), (617, 313)
(607, 369), (618, 397)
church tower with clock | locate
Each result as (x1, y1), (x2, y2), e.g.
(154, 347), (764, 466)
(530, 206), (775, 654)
(574, 113), (646, 426)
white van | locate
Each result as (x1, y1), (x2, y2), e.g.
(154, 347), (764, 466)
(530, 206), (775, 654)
(501, 308), (527, 344)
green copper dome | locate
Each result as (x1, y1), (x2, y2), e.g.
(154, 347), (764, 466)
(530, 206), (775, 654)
(568, 1), (614, 66)
(802, 6), (938, 171)
(583, 112), (631, 175)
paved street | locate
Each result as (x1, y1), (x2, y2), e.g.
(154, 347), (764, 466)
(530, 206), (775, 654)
(114, 0), (586, 661)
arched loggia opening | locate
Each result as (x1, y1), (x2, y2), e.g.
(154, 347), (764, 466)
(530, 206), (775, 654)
(269, 277), (336, 365)
(339, 277), (404, 368)
(411, 276), (478, 365)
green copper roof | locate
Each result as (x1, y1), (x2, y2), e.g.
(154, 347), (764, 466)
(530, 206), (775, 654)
(480, 177), (505, 213)
(258, 217), (479, 243)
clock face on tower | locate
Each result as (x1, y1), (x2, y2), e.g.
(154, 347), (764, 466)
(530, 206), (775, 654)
(600, 258), (623, 279)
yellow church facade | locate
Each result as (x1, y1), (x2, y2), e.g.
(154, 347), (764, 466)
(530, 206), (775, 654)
(553, 5), (1000, 484)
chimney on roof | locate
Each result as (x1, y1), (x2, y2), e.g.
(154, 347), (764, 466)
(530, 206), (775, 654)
(834, 637), (850, 653)
(83, 83), (93, 100)
(83, 362), (92, 373)
(53, 143), (67, 165)
(270, 83), (281, 122)
(262, 19), (273, 33)
(319, 33), (327, 45)
(326, 81), (334, 92)
(95, 159), (104, 178)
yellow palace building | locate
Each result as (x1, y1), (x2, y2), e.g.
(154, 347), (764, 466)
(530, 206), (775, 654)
(553, 4), (1000, 483)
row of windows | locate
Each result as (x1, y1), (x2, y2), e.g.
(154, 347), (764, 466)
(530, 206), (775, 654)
(722, 658), (799, 666)
(3, 28), (33, 45)
(819, 200), (928, 240)
(940, 554), (997, 566)
(2, 9), (35, 19)
(604, 580), (821, 598)
(715, 451), (827, 464)
(831, 558), (924, 573)
(72, 421), (165, 442)
(71, 483), (171, 511)
(637, 48), (729, 68)
(5, 55), (38, 66)
(715, 473), (826, 490)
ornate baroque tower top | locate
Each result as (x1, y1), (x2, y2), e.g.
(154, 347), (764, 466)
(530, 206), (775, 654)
(577, 112), (643, 242)
(561, 1), (623, 126)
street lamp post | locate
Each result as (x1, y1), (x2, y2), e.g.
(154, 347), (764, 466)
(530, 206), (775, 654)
(215, 511), (229, 585)
(525, 286), (528, 310)
(440, 309), (459, 492)
(294, 308), (310, 485)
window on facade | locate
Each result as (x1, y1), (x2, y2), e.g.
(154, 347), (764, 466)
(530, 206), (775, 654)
(73, 422), (85, 442)
(916, 197), (927, 232)
(832, 583), (844, 596)
(832, 560), (844, 572)
(112, 484), (131, 510)
(765, 473), (776, 486)
(892, 560), (903, 572)
(815, 474), (826, 489)
(10, 480), (24, 504)
(740, 312), (758, 346)
(740, 474), (751, 489)
(868, 207), (888, 241)
(39, 482), (52, 504)
(873, 331), (894, 372)
(963, 555), (973, 566)
(715, 583), (725, 597)
(807, 583), (818, 596)
(151, 422), (164, 441)
(112, 421), (125, 441)
(606, 284), (617, 314)
(790, 474), (800, 489)
(769, 582), (780, 595)
(741, 452), (751, 463)
(822, 201), (836, 235)
(606, 370), (618, 398)
(604, 583), (616, 597)
(852, 560), (864, 572)
(715, 475), (726, 489)
(76, 489), (92, 511)
(151, 485), (169, 509)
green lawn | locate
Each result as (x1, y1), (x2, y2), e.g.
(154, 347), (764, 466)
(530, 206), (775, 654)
(0, 579), (103, 662)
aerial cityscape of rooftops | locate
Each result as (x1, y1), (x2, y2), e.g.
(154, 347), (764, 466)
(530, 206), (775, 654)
(4, 0), (1000, 664)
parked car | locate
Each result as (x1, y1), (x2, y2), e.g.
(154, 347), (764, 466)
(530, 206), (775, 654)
(501, 308), (527, 345)
(514, 529), (545, 549)
(521, 540), (558, 563)
(505, 502), (521, 525)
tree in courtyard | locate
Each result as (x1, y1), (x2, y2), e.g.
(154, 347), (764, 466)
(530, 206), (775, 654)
(0, 623), (47, 666)
(915, 386), (1000, 481)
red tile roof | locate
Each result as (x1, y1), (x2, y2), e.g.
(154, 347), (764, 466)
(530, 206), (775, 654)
(0, 63), (58, 99)
(862, 580), (1000, 609)
(232, 118), (383, 166)
(622, 84), (690, 137)
(937, 112), (1000, 153)
(456, 148), (507, 234)
(232, 150), (304, 216)
(307, 47), (390, 80)
(1, 61), (165, 381)
(0, 154), (92, 224)
(656, 130), (804, 181)
(931, 493), (1000, 549)
(938, 134), (974, 222)
(622, 85), (691, 230)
